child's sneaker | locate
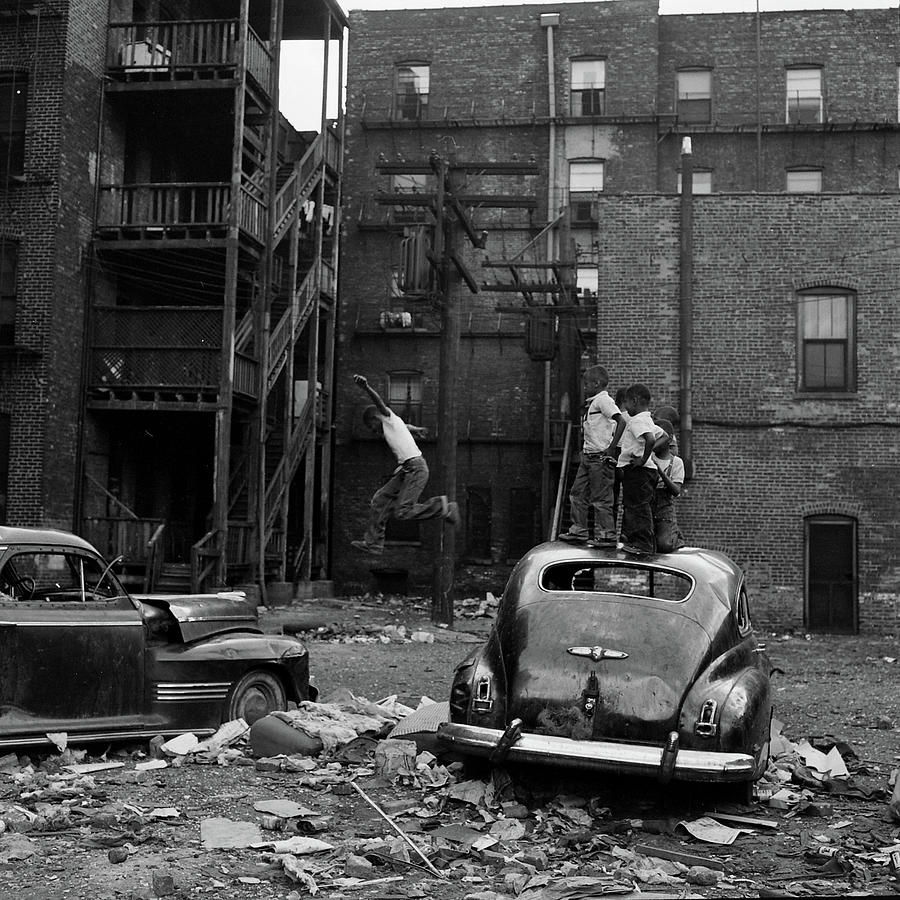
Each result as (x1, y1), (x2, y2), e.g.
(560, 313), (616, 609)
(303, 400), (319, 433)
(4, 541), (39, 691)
(587, 537), (617, 548)
(559, 532), (588, 543)
(351, 540), (383, 555)
(618, 542), (651, 555)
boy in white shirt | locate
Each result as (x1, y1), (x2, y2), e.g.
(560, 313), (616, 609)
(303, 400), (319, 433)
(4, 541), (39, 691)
(351, 374), (459, 555)
(560, 365), (625, 547)
(616, 383), (666, 554)
(651, 419), (685, 552)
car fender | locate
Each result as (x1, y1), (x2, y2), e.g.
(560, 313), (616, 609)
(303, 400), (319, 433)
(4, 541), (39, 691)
(151, 632), (312, 701)
(679, 643), (771, 761)
(449, 632), (507, 728)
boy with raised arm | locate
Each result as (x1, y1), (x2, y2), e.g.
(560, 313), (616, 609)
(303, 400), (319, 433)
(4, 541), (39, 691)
(351, 374), (459, 556)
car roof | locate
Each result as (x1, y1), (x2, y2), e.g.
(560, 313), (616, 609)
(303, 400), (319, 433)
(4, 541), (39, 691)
(0, 526), (99, 554)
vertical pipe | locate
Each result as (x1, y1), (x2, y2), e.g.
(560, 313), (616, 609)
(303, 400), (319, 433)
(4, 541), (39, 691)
(755, 0), (762, 190)
(679, 137), (693, 480)
(541, 13), (558, 537)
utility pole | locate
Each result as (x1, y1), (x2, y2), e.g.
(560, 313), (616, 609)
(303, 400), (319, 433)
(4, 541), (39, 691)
(375, 157), (538, 624)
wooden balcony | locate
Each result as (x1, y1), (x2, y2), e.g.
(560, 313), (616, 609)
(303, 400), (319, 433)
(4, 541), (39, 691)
(106, 19), (272, 97)
(96, 181), (266, 246)
(87, 306), (258, 407)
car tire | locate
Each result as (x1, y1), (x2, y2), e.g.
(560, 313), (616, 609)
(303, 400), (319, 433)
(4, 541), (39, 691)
(225, 670), (287, 725)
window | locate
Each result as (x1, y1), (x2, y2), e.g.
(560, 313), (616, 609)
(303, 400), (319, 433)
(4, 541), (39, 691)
(388, 370), (422, 425)
(786, 68), (822, 124)
(677, 170), (712, 194)
(394, 63), (429, 121)
(786, 169), (822, 193)
(570, 59), (605, 116)
(0, 413), (8, 525)
(569, 160), (604, 225)
(576, 266), (598, 300)
(677, 69), (711, 124)
(0, 240), (16, 345)
(0, 73), (27, 179)
(0, 551), (128, 603)
(391, 173), (429, 193)
(797, 290), (855, 392)
(541, 561), (693, 601)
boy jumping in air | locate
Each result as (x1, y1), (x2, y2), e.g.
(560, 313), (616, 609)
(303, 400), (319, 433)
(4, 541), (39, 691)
(351, 374), (459, 555)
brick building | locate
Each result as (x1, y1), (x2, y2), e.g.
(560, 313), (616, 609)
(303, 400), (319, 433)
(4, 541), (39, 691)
(335, 0), (900, 633)
(0, 0), (346, 599)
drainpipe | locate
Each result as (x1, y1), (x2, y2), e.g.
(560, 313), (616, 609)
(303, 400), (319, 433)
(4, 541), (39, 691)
(540, 12), (559, 535)
(679, 137), (694, 479)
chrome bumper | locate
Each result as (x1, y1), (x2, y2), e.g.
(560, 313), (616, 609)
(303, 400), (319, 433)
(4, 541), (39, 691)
(436, 722), (756, 782)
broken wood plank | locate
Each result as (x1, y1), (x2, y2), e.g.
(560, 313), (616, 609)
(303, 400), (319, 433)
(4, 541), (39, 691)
(632, 843), (726, 871)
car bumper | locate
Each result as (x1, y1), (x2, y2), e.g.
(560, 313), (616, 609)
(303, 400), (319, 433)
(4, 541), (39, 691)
(436, 722), (756, 782)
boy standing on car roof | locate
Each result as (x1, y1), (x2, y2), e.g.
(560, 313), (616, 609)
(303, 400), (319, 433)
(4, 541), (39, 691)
(350, 373), (459, 556)
(559, 365), (626, 548)
(651, 418), (685, 553)
(617, 383), (667, 555)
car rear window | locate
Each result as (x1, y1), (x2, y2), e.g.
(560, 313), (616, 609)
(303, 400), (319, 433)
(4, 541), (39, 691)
(541, 562), (693, 602)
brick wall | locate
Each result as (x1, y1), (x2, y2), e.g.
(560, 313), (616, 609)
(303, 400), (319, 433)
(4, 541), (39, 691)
(339, 1), (900, 633)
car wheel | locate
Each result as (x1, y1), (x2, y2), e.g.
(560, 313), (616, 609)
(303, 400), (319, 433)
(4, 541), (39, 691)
(225, 670), (287, 725)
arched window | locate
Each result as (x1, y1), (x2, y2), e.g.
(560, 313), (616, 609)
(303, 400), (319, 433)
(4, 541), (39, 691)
(796, 289), (855, 392)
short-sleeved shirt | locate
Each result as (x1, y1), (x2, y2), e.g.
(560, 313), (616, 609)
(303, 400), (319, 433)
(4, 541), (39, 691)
(582, 390), (621, 453)
(378, 410), (421, 463)
(617, 410), (664, 469)
(652, 453), (685, 487)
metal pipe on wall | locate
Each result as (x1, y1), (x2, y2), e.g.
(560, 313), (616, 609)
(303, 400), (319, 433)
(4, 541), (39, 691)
(679, 137), (694, 480)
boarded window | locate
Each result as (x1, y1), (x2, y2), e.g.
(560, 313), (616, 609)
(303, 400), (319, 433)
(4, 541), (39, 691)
(786, 169), (822, 193)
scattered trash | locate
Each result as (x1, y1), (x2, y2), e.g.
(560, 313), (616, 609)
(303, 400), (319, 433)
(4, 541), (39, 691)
(200, 817), (262, 849)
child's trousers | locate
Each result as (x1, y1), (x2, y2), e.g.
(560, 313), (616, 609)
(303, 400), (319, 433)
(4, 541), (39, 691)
(363, 456), (444, 550)
(621, 466), (657, 553)
(565, 453), (617, 541)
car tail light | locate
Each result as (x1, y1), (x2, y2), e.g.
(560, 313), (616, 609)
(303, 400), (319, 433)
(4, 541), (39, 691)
(473, 676), (494, 713)
(695, 699), (718, 737)
(449, 682), (470, 720)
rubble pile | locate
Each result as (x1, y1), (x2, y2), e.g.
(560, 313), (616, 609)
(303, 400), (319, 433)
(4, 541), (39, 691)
(0, 693), (897, 898)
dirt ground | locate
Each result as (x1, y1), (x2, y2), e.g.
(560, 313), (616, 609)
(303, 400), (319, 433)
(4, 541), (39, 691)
(0, 593), (897, 899)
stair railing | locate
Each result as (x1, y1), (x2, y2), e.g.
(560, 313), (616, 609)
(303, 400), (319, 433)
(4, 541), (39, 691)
(190, 529), (221, 593)
(143, 522), (167, 592)
(550, 423), (574, 540)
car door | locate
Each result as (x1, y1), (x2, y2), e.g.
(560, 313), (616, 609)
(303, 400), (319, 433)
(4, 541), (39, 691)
(0, 546), (146, 739)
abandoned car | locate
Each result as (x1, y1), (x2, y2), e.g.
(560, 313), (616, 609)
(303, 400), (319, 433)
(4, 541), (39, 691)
(438, 544), (772, 789)
(0, 526), (313, 748)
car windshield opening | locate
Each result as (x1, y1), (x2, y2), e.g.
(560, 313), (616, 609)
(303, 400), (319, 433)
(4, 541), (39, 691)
(541, 562), (692, 602)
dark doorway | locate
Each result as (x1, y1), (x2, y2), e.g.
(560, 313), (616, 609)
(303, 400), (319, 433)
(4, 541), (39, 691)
(806, 515), (857, 633)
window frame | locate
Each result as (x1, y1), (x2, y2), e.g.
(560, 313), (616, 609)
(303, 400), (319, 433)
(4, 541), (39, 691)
(394, 62), (430, 122)
(786, 168), (823, 193)
(0, 238), (17, 346)
(676, 68), (712, 124)
(570, 58), (606, 117)
(387, 369), (423, 426)
(796, 289), (856, 393)
(0, 72), (27, 179)
(568, 159), (604, 225)
(677, 169), (712, 194)
(786, 67), (823, 124)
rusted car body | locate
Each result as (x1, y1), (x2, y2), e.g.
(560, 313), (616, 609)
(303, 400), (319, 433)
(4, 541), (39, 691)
(438, 544), (771, 786)
(0, 527), (313, 748)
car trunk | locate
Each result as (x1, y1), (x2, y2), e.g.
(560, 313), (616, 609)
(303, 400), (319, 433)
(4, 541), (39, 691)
(505, 597), (711, 744)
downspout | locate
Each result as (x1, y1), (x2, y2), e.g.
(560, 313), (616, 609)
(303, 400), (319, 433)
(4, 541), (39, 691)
(679, 137), (693, 479)
(540, 12), (559, 536)
(755, 0), (762, 190)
